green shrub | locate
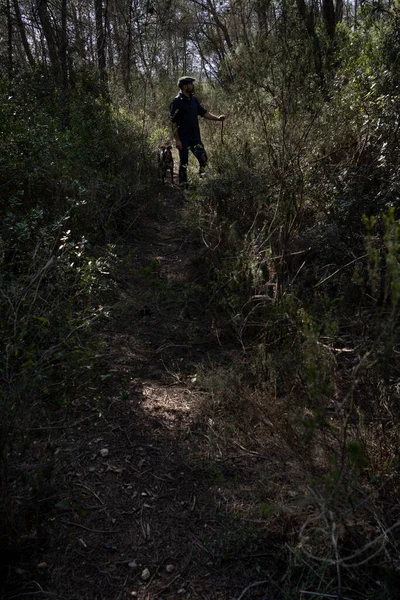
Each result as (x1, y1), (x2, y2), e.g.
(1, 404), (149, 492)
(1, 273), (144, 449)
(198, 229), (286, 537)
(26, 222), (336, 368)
(0, 69), (158, 550)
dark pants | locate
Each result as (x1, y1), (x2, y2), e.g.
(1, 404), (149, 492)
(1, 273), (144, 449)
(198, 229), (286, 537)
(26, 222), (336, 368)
(178, 139), (208, 184)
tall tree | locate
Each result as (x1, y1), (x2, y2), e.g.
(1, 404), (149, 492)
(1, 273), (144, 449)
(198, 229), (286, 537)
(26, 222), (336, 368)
(36, 0), (62, 82)
(13, 0), (35, 67)
(322, 0), (343, 40)
(296, 0), (325, 90)
(60, 0), (68, 88)
(95, 0), (107, 87)
(6, 0), (13, 79)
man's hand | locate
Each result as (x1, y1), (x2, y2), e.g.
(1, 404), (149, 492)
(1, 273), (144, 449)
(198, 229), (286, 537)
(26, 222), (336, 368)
(204, 112), (226, 122)
(175, 140), (182, 150)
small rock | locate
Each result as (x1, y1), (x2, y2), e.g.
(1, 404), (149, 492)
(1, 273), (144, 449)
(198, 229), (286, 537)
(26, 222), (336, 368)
(100, 448), (109, 458)
(177, 589), (186, 595)
(128, 561), (137, 569)
(166, 564), (174, 573)
(37, 562), (47, 570)
(130, 592), (137, 597)
(141, 567), (151, 581)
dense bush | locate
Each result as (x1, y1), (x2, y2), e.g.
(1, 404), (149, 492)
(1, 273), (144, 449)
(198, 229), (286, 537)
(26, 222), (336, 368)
(0, 69), (157, 547)
(188, 14), (400, 598)
(2, 1), (400, 595)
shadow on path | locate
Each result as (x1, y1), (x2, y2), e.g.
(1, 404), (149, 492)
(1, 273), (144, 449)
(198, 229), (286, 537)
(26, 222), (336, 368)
(9, 183), (305, 600)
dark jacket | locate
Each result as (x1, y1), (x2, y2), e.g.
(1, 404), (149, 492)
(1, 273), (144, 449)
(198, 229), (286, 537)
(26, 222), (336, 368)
(170, 92), (207, 142)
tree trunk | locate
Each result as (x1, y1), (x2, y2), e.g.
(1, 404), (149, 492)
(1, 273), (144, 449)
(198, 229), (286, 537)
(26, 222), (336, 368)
(60, 0), (68, 89)
(36, 0), (61, 82)
(71, 2), (85, 63)
(255, 0), (269, 36)
(95, 0), (107, 87)
(7, 0), (13, 80)
(206, 0), (233, 51)
(322, 0), (336, 40)
(296, 0), (325, 91)
(13, 0), (35, 67)
(122, 0), (133, 93)
(335, 0), (343, 24)
(60, 0), (70, 124)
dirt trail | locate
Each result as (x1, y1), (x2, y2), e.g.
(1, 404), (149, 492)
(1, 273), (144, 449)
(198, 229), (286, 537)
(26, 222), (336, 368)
(12, 184), (304, 600)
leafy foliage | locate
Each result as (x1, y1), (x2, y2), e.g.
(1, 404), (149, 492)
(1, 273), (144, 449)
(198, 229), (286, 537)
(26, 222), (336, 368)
(0, 68), (157, 552)
(183, 8), (400, 598)
(2, 0), (400, 597)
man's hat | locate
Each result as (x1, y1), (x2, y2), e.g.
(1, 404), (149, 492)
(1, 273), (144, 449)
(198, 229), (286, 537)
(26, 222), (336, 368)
(178, 76), (196, 88)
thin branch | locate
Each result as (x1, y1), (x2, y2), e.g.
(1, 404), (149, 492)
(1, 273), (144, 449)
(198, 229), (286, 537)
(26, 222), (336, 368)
(74, 482), (104, 505)
(60, 520), (120, 534)
(236, 580), (270, 600)
(299, 593), (353, 599)
(299, 519), (400, 567)
(313, 254), (368, 288)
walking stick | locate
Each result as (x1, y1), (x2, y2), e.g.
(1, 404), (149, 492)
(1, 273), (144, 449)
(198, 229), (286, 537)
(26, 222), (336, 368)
(221, 119), (224, 145)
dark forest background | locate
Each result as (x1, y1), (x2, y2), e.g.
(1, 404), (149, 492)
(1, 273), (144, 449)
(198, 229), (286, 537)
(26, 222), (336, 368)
(1, 0), (400, 597)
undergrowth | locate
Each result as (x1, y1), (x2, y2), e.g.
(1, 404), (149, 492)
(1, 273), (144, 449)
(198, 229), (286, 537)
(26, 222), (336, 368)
(186, 16), (400, 600)
(0, 69), (158, 572)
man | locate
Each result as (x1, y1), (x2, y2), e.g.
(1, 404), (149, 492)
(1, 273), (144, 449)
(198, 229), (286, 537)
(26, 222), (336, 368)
(170, 76), (225, 187)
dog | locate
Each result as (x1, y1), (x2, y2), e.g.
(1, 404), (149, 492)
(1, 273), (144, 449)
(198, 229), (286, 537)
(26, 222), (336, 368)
(158, 144), (174, 184)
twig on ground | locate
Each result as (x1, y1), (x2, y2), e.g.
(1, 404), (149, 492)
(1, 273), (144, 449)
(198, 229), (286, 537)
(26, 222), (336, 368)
(123, 427), (135, 448)
(60, 520), (119, 534)
(28, 415), (93, 431)
(236, 580), (270, 600)
(155, 342), (188, 354)
(161, 359), (183, 383)
(74, 482), (104, 505)
(232, 441), (271, 459)
(299, 517), (400, 567)
(9, 592), (52, 599)
(299, 593), (353, 600)
(8, 580), (58, 599)
(189, 531), (214, 557)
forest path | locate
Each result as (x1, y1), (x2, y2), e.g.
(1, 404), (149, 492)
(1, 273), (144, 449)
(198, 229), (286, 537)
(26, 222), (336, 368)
(34, 183), (305, 600)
